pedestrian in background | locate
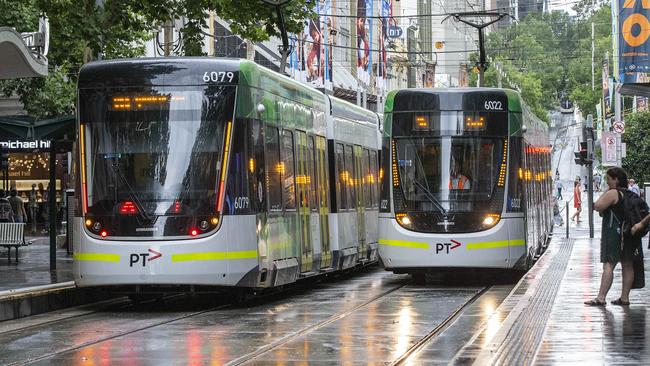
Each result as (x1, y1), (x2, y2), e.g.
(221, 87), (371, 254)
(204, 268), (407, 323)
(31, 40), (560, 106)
(586, 167), (638, 306)
(584, 175), (588, 191)
(572, 180), (582, 223)
(594, 172), (602, 192)
(8, 189), (26, 223)
(0, 189), (15, 223)
(629, 179), (640, 196)
(555, 178), (564, 200)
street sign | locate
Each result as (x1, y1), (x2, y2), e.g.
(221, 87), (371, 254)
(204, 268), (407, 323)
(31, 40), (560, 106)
(602, 131), (618, 166)
(613, 121), (625, 133)
(388, 26), (403, 38)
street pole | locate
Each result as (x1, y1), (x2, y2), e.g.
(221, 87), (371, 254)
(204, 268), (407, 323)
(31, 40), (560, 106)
(478, 28), (485, 87)
(49, 140), (56, 271)
(591, 21), (595, 91)
(584, 114), (594, 238)
(276, 5), (291, 75)
(615, 84), (622, 166)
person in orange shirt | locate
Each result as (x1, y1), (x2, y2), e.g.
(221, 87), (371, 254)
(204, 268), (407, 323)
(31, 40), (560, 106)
(449, 156), (471, 190)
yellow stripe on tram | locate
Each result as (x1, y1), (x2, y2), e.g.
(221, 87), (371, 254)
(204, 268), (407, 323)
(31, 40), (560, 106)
(171, 250), (258, 263)
(378, 239), (430, 249)
(466, 239), (525, 250)
(74, 253), (121, 262)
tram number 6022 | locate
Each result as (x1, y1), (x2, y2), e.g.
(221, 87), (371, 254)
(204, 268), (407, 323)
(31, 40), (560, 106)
(203, 71), (235, 83)
(484, 101), (502, 110)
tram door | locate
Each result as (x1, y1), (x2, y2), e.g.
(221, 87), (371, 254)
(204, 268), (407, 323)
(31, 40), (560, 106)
(353, 145), (367, 257)
(296, 131), (313, 273)
(315, 136), (332, 268)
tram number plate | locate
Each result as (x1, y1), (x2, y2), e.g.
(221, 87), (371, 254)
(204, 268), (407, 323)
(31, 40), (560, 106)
(203, 71), (235, 83)
(234, 196), (250, 210)
(484, 101), (503, 110)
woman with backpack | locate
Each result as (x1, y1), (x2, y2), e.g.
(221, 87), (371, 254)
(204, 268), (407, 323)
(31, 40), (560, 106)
(585, 167), (641, 306)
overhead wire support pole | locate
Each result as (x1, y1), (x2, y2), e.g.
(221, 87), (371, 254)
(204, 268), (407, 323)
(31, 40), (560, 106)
(442, 12), (511, 87)
(261, 0), (292, 75)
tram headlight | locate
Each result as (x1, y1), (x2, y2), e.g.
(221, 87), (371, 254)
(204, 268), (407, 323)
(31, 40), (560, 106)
(396, 213), (412, 227)
(482, 214), (501, 227)
(85, 219), (93, 227)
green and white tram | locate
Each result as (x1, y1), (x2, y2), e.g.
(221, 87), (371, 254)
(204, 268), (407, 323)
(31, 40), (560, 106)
(74, 58), (380, 291)
(378, 88), (553, 276)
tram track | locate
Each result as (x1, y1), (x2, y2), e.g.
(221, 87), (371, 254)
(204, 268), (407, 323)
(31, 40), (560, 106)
(3, 273), (495, 365)
(9, 301), (231, 366)
(229, 283), (490, 366)
(227, 279), (410, 365)
(389, 286), (491, 365)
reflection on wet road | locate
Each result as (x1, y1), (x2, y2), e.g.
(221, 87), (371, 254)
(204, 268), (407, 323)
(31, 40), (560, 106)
(0, 269), (513, 365)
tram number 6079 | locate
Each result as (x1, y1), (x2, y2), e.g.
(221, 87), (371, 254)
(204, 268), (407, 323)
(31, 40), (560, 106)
(203, 71), (235, 83)
(234, 197), (250, 210)
(484, 101), (502, 110)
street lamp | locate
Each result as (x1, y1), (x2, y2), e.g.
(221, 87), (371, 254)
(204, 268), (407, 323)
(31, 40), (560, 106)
(261, 0), (292, 75)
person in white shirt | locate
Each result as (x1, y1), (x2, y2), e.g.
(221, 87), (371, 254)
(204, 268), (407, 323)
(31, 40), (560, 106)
(555, 178), (564, 200)
(629, 179), (641, 196)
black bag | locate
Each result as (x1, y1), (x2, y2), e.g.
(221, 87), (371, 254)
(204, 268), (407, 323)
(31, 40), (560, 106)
(618, 189), (650, 240)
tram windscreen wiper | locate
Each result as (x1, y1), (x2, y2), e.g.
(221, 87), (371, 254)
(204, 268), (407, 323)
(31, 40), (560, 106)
(110, 161), (152, 222)
(413, 179), (447, 213)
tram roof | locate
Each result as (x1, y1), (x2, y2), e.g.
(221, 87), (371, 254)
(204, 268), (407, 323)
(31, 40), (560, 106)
(329, 96), (378, 126)
(384, 88), (522, 113)
(78, 57), (326, 110)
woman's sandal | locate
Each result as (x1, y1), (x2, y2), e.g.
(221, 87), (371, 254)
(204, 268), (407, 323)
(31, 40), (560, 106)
(584, 298), (606, 306)
(611, 298), (630, 306)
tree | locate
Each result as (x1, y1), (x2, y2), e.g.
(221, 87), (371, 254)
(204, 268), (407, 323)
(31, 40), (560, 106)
(622, 112), (650, 184)
(1, 0), (315, 118)
(468, 4), (612, 121)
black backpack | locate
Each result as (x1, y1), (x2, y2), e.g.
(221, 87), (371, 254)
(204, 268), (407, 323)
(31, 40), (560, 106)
(618, 189), (650, 239)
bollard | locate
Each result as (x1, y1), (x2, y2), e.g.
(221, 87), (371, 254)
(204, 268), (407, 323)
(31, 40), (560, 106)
(566, 201), (569, 239)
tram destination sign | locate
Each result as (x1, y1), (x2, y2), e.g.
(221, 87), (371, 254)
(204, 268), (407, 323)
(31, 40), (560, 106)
(0, 140), (51, 150)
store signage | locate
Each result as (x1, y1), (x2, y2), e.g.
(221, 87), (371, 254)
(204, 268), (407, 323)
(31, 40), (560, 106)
(388, 26), (403, 38)
(0, 140), (51, 150)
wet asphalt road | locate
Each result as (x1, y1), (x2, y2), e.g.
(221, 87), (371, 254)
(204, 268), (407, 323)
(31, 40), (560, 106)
(0, 268), (514, 365)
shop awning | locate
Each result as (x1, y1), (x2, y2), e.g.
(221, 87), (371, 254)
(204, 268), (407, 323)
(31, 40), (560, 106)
(0, 115), (75, 141)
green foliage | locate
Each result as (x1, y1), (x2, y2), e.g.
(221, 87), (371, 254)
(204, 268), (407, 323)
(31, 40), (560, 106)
(622, 112), (650, 183)
(469, 4), (612, 121)
(1, 0), (314, 118)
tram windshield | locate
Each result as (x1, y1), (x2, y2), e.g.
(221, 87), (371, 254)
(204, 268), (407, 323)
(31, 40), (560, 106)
(78, 85), (235, 237)
(394, 136), (505, 213)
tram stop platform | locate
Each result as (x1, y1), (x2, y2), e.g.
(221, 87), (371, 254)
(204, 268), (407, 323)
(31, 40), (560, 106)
(449, 210), (650, 365)
(0, 237), (109, 321)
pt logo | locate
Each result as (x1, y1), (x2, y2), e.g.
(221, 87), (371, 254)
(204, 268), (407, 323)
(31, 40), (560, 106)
(435, 240), (462, 254)
(129, 249), (162, 267)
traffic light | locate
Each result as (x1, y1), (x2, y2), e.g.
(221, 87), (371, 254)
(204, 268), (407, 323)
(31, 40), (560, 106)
(574, 141), (589, 166)
(0, 145), (8, 170)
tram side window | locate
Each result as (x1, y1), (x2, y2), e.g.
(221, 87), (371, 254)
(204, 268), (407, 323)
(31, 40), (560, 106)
(363, 148), (372, 209)
(318, 136), (330, 209)
(265, 126), (282, 211)
(370, 150), (378, 208)
(308, 136), (317, 210)
(507, 137), (523, 212)
(226, 119), (252, 214)
(344, 145), (355, 210)
(379, 137), (390, 213)
(249, 120), (265, 212)
(282, 130), (296, 210)
(336, 143), (347, 210)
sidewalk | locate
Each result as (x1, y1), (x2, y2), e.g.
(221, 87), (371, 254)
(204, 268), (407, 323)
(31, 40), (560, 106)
(0, 236), (73, 292)
(452, 204), (650, 364)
